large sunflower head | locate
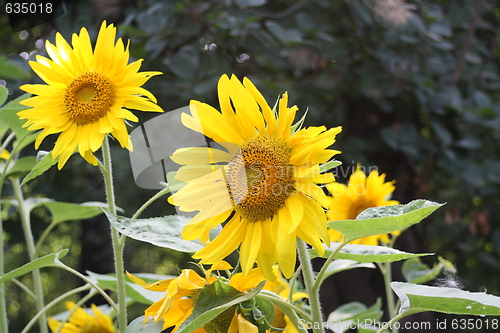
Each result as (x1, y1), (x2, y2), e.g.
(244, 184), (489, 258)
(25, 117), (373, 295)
(168, 74), (341, 279)
(128, 261), (267, 333)
(18, 21), (163, 169)
(326, 164), (399, 245)
(48, 301), (115, 333)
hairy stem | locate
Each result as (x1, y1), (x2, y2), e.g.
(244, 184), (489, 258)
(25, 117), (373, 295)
(296, 240), (323, 333)
(101, 136), (127, 331)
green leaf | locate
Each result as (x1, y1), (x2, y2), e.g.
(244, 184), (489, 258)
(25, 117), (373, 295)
(392, 282), (500, 316)
(235, 0), (267, 7)
(327, 200), (444, 243)
(124, 316), (164, 333)
(320, 160), (342, 173)
(0, 249), (68, 283)
(309, 243), (433, 263)
(87, 271), (164, 305)
(5, 156), (36, 178)
(104, 211), (203, 253)
(0, 55), (32, 81)
(21, 151), (59, 185)
(317, 259), (375, 284)
(176, 280), (266, 333)
(43, 201), (105, 225)
(326, 299), (383, 333)
(0, 93), (33, 140)
(402, 258), (443, 284)
(0, 86), (7, 106)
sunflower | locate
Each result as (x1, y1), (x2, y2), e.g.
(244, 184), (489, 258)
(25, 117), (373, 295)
(48, 301), (115, 333)
(18, 21), (163, 169)
(168, 74), (341, 279)
(263, 266), (308, 333)
(326, 165), (399, 245)
(128, 261), (266, 333)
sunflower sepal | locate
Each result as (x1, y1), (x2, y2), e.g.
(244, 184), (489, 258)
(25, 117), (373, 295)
(239, 296), (276, 333)
(176, 280), (266, 333)
(327, 199), (445, 243)
(319, 159), (342, 173)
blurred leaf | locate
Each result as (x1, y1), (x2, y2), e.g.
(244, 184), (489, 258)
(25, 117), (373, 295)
(327, 200), (444, 243)
(0, 93), (32, 140)
(309, 244), (433, 263)
(87, 271), (164, 305)
(0, 55), (32, 81)
(166, 46), (199, 79)
(392, 282), (500, 316)
(5, 156), (36, 178)
(401, 258), (442, 284)
(0, 249), (68, 283)
(0, 86), (7, 106)
(326, 299), (382, 333)
(124, 316), (164, 333)
(236, 0), (266, 7)
(105, 211), (203, 252)
(43, 201), (105, 225)
(21, 151), (58, 185)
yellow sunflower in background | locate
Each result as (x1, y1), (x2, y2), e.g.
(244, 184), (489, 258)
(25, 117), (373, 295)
(169, 74), (341, 279)
(326, 165), (399, 245)
(18, 21), (163, 169)
(48, 301), (115, 333)
(264, 266), (308, 333)
(128, 261), (266, 333)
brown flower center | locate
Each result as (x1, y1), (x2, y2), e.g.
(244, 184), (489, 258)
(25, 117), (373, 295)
(226, 135), (294, 222)
(64, 72), (115, 125)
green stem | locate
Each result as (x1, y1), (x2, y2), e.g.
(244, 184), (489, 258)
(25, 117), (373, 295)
(131, 186), (171, 219)
(259, 291), (312, 324)
(296, 239), (323, 333)
(379, 261), (398, 333)
(101, 136), (127, 332)
(11, 278), (36, 299)
(0, 131), (16, 333)
(53, 288), (98, 333)
(313, 241), (348, 290)
(12, 177), (48, 333)
(259, 290), (312, 333)
(55, 262), (118, 312)
(21, 285), (92, 333)
(288, 265), (302, 304)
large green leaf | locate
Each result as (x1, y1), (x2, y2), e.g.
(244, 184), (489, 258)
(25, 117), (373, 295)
(21, 151), (59, 185)
(0, 55), (32, 81)
(124, 316), (164, 333)
(105, 211), (203, 253)
(401, 258), (443, 284)
(327, 200), (444, 243)
(86, 271), (164, 305)
(309, 243), (433, 263)
(176, 280), (266, 333)
(0, 93), (33, 140)
(43, 201), (106, 225)
(0, 249), (68, 283)
(392, 282), (500, 316)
